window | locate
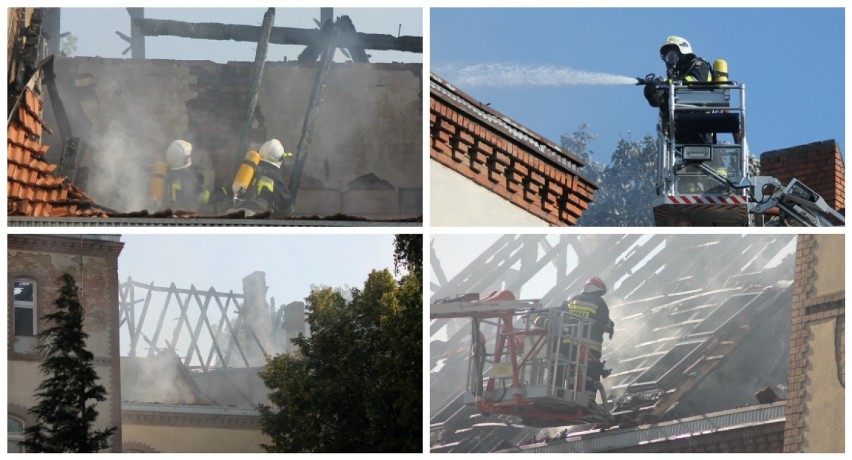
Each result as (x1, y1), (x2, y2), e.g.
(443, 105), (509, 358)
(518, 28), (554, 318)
(13, 279), (36, 337)
(8, 416), (24, 452)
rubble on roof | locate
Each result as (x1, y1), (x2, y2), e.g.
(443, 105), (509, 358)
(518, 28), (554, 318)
(430, 234), (795, 452)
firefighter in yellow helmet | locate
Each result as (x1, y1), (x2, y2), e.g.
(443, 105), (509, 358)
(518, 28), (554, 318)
(242, 139), (294, 217)
(157, 140), (213, 211)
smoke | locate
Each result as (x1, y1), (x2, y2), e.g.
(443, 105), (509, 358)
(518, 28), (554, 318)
(435, 63), (638, 88)
(76, 61), (189, 213)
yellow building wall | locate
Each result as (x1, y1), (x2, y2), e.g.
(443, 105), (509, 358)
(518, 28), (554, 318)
(812, 234), (844, 297)
(801, 318), (845, 452)
(8, 360), (117, 435)
(123, 423), (269, 453)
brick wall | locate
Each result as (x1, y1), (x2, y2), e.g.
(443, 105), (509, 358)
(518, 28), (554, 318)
(430, 76), (596, 226)
(611, 421), (785, 453)
(760, 140), (845, 211)
(7, 234), (125, 452)
(784, 234), (845, 453)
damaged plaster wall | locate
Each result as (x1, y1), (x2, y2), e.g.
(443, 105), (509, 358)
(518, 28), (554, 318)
(43, 57), (422, 216)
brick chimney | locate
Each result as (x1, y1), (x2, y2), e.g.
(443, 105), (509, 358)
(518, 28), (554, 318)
(760, 140), (845, 212)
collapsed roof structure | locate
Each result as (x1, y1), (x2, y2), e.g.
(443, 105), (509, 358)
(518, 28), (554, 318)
(118, 271), (303, 408)
(8, 8), (422, 226)
(430, 234), (795, 452)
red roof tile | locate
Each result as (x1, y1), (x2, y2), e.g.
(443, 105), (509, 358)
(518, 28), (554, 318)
(7, 89), (110, 218)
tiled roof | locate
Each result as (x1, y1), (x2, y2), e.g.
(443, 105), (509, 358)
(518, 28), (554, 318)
(7, 88), (107, 217)
(430, 73), (596, 226)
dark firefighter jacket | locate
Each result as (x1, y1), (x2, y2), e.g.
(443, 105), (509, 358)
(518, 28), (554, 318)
(166, 167), (206, 210)
(244, 161), (292, 217)
(644, 55), (712, 108)
(532, 291), (613, 348)
(564, 291), (612, 345)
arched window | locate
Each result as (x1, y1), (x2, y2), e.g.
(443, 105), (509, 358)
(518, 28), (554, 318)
(13, 278), (38, 354)
(8, 416), (25, 452)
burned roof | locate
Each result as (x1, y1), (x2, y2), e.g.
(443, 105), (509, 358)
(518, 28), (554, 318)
(430, 234), (795, 452)
(8, 8), (423, 226)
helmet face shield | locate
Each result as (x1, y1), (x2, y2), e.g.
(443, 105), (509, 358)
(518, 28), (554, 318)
(663, 48), (680, 68)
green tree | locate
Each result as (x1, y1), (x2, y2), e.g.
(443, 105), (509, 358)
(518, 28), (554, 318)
(258, 236), (422, 452)
(560, 123), (605, 187)
(393, 234), (422, 276)
(579, 134), (657, 226)
(22, 272), (116, 453)
(563, 123), (657, 226)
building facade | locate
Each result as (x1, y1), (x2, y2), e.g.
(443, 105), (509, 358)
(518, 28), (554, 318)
(783, 234), (844, 452)
(8, 234), (125, 452)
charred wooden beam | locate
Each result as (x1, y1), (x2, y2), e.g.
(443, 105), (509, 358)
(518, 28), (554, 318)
(337, 15), (369, 63)
(127, 8), (146, 59)
(288, 19), (337, 206)
(237, 8), (275, 166)
(132, 17), (422, 54)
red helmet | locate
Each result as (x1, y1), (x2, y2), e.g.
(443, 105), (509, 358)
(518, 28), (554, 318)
(585, 277), (607, 294)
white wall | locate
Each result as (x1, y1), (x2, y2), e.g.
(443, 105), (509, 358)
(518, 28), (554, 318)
(430, 161), (549, 227)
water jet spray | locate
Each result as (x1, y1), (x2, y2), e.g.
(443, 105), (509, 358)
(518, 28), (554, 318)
(436, 63), (638, 88)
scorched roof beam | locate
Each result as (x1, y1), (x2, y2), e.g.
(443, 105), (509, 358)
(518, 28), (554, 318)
(130, 17), (423, 54)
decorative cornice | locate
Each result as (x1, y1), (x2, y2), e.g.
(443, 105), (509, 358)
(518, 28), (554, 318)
(122, 404), (261, 430)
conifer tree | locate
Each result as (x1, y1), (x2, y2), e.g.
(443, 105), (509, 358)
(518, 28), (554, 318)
(22, 272), (115, 453)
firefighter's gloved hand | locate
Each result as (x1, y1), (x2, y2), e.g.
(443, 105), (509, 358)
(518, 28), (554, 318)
(644, 81), (660, 108)
(604, 320), (614, 339)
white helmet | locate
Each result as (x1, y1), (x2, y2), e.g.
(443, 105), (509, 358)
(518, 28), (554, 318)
(259, 139), (285, 167)
(660, 36), (694, 59)
(166, 140), (192, 170)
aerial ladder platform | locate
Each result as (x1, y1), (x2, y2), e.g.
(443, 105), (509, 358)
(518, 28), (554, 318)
(431, 291), (612, 427)
(643, 73), (844, 227)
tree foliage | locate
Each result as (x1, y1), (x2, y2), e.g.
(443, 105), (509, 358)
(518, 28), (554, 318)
(564, 124), (657, 226)
(258, 236), (422, 452)
(393, 234), (422, 277)
(22, 272), (115, 453)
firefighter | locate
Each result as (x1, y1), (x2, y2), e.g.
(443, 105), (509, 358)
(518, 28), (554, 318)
(242, 139), (294, 217)
(644, 35), (712, 107)
(565, 277), (614, 406)
(644, 36), (713, 144)
(161, 140), (212, 211)
(532, 277), (614, 405)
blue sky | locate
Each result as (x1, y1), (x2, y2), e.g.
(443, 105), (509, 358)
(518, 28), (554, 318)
(59, 7), (422, 63)
(431, 8), (845, 163)
(115, 233), (400, 359)
(118, 233), (398, 309)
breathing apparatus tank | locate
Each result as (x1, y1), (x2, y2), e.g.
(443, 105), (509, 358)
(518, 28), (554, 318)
(147, 160), (168, 208)
(712, 59), (729, 83)
(233, 150), (261, 196)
